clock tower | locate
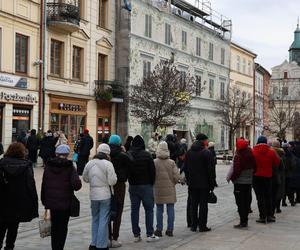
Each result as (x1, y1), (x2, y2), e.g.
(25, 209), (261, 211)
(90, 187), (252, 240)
(289, 21), (300, 66)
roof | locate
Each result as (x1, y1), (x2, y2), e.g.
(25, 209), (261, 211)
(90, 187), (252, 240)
(231, 42), (257, 58)
(289, 24), (300, 50)
(255, 63), (271, 77)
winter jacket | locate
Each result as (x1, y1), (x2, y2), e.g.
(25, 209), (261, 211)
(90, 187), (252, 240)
(154, 144), (181, 204)
(272, 146), (286, 199)
(231, 139), (256, 184)
(26, 135), (40, 152)
(79, 134), (94, 156)
(128, 136), (156, 185)
(109, 144), (131, 183)
(288, 145), (300, 188)
(148, 138), (158, 155)
(39, 135), (57, 161)
(166, 134), (180, 162)
(41, 158), (82, 210)
(252, 143), (280, 178)
(185, 140), (214, 190)
(83, 158), (117, 200)
(0, 157), (38, 222)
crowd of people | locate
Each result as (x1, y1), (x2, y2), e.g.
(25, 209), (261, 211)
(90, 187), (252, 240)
(0, 129), (300, 250)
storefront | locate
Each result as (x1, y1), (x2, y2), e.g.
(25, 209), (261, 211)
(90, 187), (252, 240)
(49, 96), (87, 145)
(12, 106), (31, 141)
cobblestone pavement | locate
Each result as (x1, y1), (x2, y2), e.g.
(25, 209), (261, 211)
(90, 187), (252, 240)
(14, 162), (300, 250)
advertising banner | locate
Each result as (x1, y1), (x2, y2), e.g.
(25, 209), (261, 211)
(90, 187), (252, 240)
(0, 73), (27, 88)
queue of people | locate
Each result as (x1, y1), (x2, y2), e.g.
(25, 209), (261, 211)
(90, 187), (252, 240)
(1, 130), (300, 250)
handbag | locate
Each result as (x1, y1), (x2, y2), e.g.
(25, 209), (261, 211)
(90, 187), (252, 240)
(226, 163), (234, 183)
(72, 152), (79, 162)
(110, 187), (118, 222)
(70, 194), (80, 217)
(39, 210), (51, 238)
(208, 191), (217, 204)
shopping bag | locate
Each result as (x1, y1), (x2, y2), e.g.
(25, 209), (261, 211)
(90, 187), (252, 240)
(39, 210), (51, 238)
(208, 191), (217, 204)
(70, 194), (80, 217)
(72, 152), (79, 162)
(226, 163), (234, 183)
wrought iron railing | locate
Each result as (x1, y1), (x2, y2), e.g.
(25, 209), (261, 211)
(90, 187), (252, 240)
(47, 3), (80, 26)
(94, 80), (124, 101)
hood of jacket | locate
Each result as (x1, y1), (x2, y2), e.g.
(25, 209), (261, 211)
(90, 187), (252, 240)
(253, 143), (270, 155)
(110, 144), (122, 158)
(0, 157), (30, 177)
(131, 135), (145, 150)
(156, 142), (170, 159)
(236, 139), (249, 151)
(191, 140), (205, 152)
(46, 157), (73, 174)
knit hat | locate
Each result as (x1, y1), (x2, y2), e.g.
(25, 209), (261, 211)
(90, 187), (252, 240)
(196, 133), (208, 141)
(55, 144), (70, 155)
(97, 143), (111, 155)
(132, 135), (145, 149)
(257, 135), (267, 145)
(236, 139), (248, 151)
(208, 141), (215, 148)
(156, 141), (170, 158)
(84, 128), (89, 134)
(109, 134), (122, 146)
(180, 138), (187, 144)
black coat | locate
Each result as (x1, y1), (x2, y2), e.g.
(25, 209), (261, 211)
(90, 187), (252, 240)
(110, 144), (131, 183)
(185, 141), (214, 190)
(128, 146), (156, 185)
(0, 157), (38, 222)
(26, 135), (39, 151)
(79, 134), (94, 156)
(39, 136), (57, 160)
(41, 158), (82, 210)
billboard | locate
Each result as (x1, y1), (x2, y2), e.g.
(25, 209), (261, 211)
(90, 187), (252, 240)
(0, 73), (27, 88)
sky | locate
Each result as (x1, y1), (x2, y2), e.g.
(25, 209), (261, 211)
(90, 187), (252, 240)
(187, 0), (300, 72)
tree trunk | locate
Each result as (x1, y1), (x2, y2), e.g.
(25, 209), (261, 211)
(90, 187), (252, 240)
(229, 129), (235, 155)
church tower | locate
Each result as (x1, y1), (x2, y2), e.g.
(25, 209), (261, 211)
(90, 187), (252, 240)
(289, 20), (300, 65)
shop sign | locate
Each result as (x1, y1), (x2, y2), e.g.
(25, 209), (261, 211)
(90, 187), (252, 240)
(0, 73), (27, 88)
(59, 103), (82, 111)
(0, 92), (37, 103)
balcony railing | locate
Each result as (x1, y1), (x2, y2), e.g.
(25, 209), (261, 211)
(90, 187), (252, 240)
(47, 2), (80, 32)
(95, 80), (124, 102)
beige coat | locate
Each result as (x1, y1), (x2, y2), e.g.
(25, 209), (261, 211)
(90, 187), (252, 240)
(154, 142), (181, 204)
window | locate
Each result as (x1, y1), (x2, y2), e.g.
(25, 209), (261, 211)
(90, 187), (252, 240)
(50, 39), (63, 76)
(248, 60), (252, 75)
(209, 79), (214, 98)
(236, 55), (240, 72)
(145, 14), (152, 38)
(284, 71), (288, 79)
(98, 53), (107, 80)
(165, 23), (171, 45)
(180, 71), (186, 85)
(195, 75), (202, 96)
(242, 58), (246, 74)
(15, 33), (28, 73)
(182, 30), (187, 50)
(143, 60), (151, 79)
(273, 86), (278, 95)
(99, 0), (108, 28)
(208, 42), (214, 60)
(221, 48), (225, 65)
(72, 46), (83, 80)
(196, 37), (201, 57)
(282, 86), (288, 96)
(221, 126), (225, 148)
(220, 81), (225, 100)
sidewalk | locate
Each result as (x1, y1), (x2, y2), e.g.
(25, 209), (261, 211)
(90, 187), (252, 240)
(14, 163), (300, 250)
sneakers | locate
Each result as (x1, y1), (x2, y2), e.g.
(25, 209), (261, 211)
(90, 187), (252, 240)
(146, 235), (160, 242)
(111, 240), (122, 248)
(133, 235), (142, 243)
(154, 230), (162, 237)
(165, 230), (173, 237)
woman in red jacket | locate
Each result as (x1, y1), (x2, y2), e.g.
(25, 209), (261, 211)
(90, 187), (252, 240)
(252, 136), (280, 223)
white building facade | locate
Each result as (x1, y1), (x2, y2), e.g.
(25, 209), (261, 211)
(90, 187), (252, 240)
(255, 69), (264, 140)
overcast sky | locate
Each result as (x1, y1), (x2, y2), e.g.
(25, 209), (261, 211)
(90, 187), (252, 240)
(187, 0), (300, 72)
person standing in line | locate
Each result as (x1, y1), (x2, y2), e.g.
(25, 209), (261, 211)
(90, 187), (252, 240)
(16, 131), (27, 146)
(124, 136), (133, 152)
(55, 132), (68, 148)
(108, 135), (131, 248)
(127, 135), (159, 242)
(0, 142), (4, 158)
(148, 132), (159, 159)
(77, 129), (94, 175)
(282, 142), (293, 206)
(0, 143), (39, 250)
(252, 136), (280, 224)
(185, 133), (214, 232)
(177, 138), (188, 171)
(83, 144), (117, 250)
(230, 139), (256, 229)
(153, 141), (181, 237)
(208, 142), (218, 187)
(39, 130), (57, 166)
(41, 144), (82, 250)
(26, 129), (40, 168)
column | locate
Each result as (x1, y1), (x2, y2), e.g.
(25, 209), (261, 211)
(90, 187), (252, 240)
(2, 104), (13, 150)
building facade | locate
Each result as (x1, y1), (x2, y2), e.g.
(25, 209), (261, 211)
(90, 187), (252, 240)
(0, 0), (40, 149)
(116, 0), (232, 149)
(230, 42), (256, 145)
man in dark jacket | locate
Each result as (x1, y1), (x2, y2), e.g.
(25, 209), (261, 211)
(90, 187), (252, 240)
(39, 130), (57, 166)
(108, 134), (131, 247)
(77, 129), (94, 175)
(0, 142), (38, 250)
(26, 129), (40, 167)
(185, 133), (214, 232)
(127, 135), (158, 242)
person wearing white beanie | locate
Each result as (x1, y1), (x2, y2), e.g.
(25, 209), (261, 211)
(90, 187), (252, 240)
(83, 143), (117, 250)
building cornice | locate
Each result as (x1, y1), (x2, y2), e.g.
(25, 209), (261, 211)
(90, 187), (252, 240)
(0, 10), (39, 28)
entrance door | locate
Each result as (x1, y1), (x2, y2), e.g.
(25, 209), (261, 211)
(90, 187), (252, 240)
(97, 117), (110, 143)
(12, 107), (31, 141)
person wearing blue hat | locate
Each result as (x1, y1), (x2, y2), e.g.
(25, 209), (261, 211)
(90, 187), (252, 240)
(41, 144), (82, 250)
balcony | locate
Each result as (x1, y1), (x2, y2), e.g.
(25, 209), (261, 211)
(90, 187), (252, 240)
(47, 2), (80, 33)
(95, 80), (124, 103)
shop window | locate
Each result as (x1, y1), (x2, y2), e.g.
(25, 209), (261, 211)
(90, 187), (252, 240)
(98, 117), (111, 143)
(72, 46), (83, 81)
(50, 39), (64, 77)
(15, 33), (28, 74)
(98, 53), (107, 80)
(12, 107), (31, 142)
(99, 0), (108, 28)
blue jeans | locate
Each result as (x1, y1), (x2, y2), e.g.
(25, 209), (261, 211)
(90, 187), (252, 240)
(129, 185), (154, 237)
(91, 199), (111, 248)
(156, 204), (175, 231)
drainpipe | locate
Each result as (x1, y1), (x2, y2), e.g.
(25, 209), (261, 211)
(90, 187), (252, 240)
(42, 0), (47, 132)
(253, 64), (257, 145)
(38, 0), (44, 130)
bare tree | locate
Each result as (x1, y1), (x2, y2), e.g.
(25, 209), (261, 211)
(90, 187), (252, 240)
(217, 86), (254, 151)
(129, 60), (197, 131)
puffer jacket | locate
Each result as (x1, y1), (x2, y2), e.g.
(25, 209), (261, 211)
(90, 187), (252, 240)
(0, 157), (38, 222)
(41, 158), (82, 210)
(154, 143), (181, 204)
(252, 144), (280, 177)
(83, 157), (117, 200)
